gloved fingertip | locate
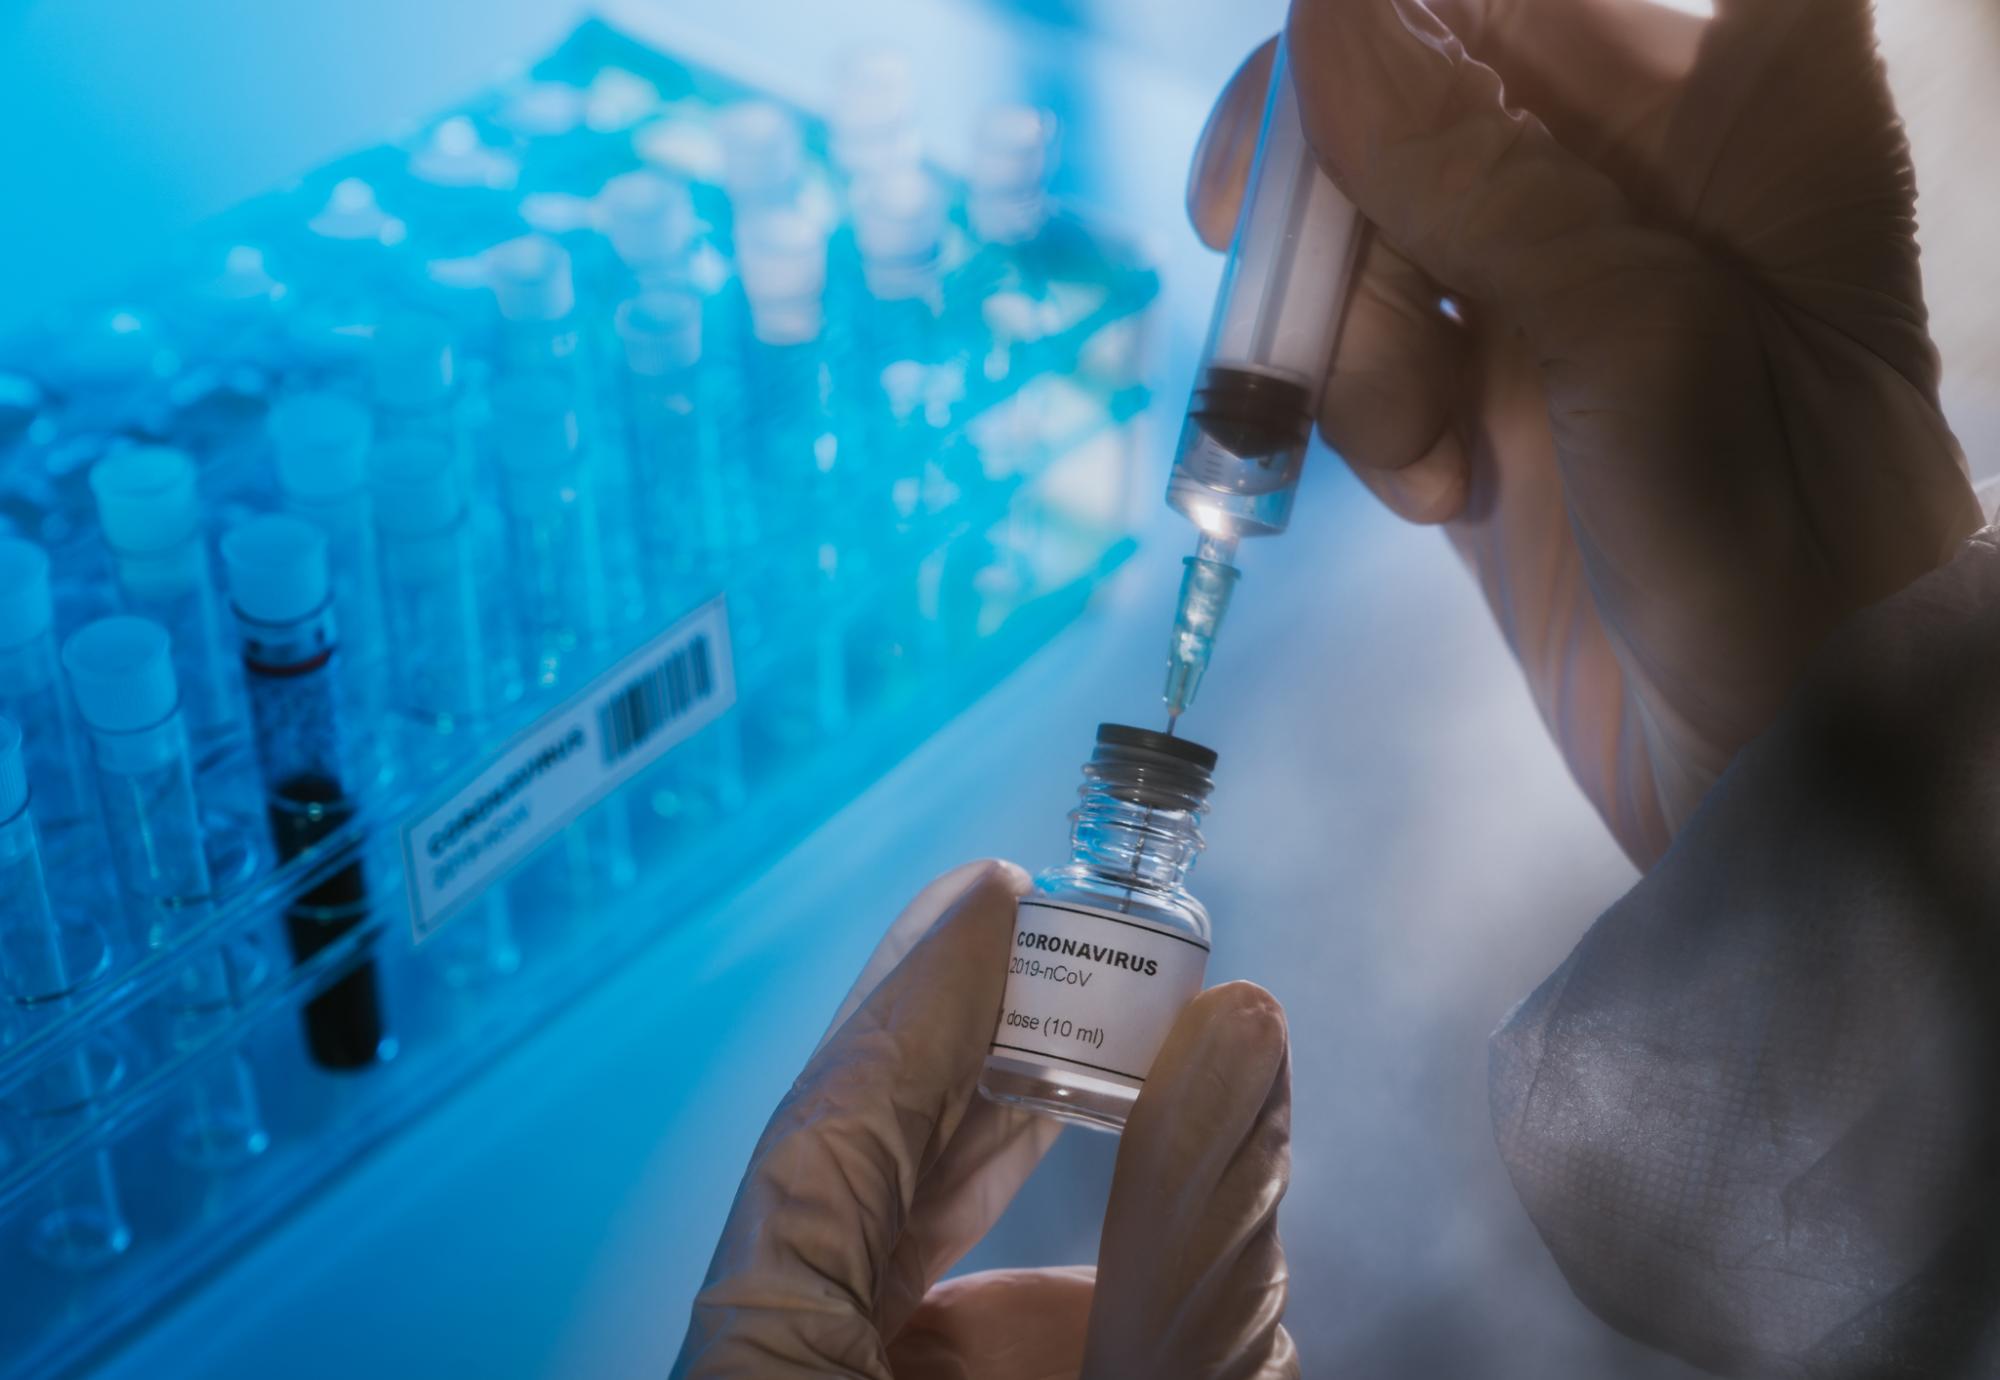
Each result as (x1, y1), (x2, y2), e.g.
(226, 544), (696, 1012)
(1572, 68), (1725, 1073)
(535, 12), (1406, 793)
(1186, 38), (1277, 250)
(1176, 981), (1290, 1100)
(1357, 437), (1469, 526)
(918, 858), (1029, 918)
(947, 858), (1031, 911)
(980, 857), (1034, 896)
(926, 860), (1032, 949)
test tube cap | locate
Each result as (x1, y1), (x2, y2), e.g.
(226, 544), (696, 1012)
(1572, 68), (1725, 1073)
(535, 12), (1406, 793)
(488, 235), (575, 323)
(89, 446), (201, 555)
(270, 392), (372, 502)
(975, 105), (1053, 187)
(736, 209), (827, 346)
(0, 715), (23, 820)
(367, 439), (464, 538)
(971, 105), (1054, 243)
(222, 514), (330, 625)
(0, 536), (53, 649)
(310, 177), (404, 246)
(491, 378), (581, 473)
(614, 291), (702, 376)
(203, 244), (282, 308)
(373, 313), (458, 413)
(410, 115), (519, 191)
(853, 166), (944, 296)
(718, 101), (803, 207)
(501, 81), (585, 138)
(601, 171), (697, 268)
(63, 616), (178, 734)
(830, 49), (919, 177)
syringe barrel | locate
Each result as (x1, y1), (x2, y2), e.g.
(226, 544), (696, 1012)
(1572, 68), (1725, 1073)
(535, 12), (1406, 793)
(1168, 40), (1363, 540)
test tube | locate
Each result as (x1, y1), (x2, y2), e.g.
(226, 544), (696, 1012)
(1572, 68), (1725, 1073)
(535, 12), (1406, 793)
(163, 246), (287, 496)
(488, 376), (636, 908)
(0, 715), (131, 1269)
(49, 306), (176, 442)
(734, 214), (852, 754)
(852, 167), (952, 491)
(368, 439), (487, 734)
(489, 235), (585, 387)
(271, 393), (386, 724)
(372, 312), (463, 452)
(829, 49), (921, 185)
(600, 171), (699, 292)
(407, 115), (520, 194)
(293, 179), (407, 388)
(853, 166), (947, 352)
(614, 292), (726, 586)
(490, 379), (610, 689)
(736, 208), (836, 490)
(491, 382), (636, 906)
(88, 447), (245, 772)
(223, 516), (388, 1072)
(303, 178), (407, 271)
(0, 538), (95, 857)
(62, 617), (267, 1169)
(177, 244), (286, 373)
(397, 116), (527, 262)
(718, 102), (806, 223)
(614, 292), (748, 820)
(368, 442), (519, 985)
(581, 179), (701, 624)
(969, 106), (1054, 249)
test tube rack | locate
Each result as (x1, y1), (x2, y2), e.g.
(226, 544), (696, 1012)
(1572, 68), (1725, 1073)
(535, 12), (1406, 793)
(0, 20), (1154, 1377)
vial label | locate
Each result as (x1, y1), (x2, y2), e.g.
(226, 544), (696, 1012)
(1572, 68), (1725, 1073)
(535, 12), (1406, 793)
(989, 897), (1209, 1088)
(401, 596), (735, 942)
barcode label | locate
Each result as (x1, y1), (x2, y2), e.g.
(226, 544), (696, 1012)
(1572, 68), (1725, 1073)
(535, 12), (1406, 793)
(401, 596), (736, 942)
(598, 634), (714, 765)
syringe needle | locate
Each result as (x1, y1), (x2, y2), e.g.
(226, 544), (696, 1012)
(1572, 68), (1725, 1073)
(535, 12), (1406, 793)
(1161, 536), (1240, 725)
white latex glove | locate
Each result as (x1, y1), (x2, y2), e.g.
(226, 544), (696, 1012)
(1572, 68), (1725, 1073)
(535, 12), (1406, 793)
(1189, 0), (1983, 867)
(673, 861), (1299, 1379)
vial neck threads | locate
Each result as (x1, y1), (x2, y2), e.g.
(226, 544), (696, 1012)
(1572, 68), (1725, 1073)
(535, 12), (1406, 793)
(1067, 744), (1210, 895)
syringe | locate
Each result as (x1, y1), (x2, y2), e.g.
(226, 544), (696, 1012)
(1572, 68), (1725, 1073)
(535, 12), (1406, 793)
(1163, 38), (1364, 728)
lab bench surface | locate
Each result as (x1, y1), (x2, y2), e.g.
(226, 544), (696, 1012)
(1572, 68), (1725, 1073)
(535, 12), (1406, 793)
(55, 1), (1719, 1376)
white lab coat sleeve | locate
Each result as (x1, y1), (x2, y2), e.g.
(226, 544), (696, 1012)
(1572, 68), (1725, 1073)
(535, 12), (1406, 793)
(1490, 527), (2000, 1380)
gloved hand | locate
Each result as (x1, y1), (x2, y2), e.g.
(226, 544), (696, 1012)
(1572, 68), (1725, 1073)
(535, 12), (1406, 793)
(672, 860), (1298, 1380)
(1188, 0), (1984, 868)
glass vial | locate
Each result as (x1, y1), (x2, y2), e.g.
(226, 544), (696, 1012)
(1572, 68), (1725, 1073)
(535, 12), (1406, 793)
(980, 723), (1217, 1133)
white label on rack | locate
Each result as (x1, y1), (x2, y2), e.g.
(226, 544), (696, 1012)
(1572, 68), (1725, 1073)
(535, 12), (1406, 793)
(988, 898), (1209, 1088)
(401, 596), (736, 943)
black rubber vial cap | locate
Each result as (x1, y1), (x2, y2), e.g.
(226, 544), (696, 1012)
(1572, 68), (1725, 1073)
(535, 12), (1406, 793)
(1096, 723), (1218, 772)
